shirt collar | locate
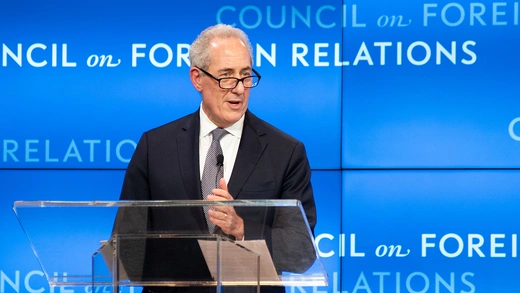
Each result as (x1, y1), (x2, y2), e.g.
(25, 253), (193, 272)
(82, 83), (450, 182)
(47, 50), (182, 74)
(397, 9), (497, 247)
(199, 104), (244, 139)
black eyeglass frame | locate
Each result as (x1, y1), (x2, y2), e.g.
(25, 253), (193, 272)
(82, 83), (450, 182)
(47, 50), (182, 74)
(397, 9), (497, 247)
(195, 66), (262, 89)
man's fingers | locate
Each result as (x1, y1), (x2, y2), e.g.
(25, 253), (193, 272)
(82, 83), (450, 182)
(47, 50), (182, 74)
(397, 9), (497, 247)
(209, 208), (228, 218)
(219, 178), (228, 191)
(208, 189), (232, 200)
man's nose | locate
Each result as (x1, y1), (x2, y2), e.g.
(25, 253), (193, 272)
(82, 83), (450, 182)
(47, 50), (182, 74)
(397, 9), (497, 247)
(231, 80), (246, 94)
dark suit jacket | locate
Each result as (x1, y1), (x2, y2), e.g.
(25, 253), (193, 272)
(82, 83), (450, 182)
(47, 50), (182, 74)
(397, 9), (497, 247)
(114, 109), (317, 293)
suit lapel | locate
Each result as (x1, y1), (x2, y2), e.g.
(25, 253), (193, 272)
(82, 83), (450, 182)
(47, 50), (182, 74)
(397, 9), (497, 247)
(177, 111), (202, 200)
(228, 112), (267, 199)
(176, 111), (209, 232)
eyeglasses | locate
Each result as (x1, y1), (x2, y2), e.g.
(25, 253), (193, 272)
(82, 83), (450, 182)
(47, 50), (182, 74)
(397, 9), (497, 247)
(195, 66), (261, 89)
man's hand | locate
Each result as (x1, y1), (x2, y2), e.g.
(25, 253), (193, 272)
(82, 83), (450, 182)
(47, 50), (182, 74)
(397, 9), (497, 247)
(207, 178), (244, 240)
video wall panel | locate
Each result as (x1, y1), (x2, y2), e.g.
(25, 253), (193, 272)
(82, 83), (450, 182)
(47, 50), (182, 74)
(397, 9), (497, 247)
(342, 0), (520, 168)
(0, 170), (341, 293)
(0, 0), (343, 170)
(342, 170), (520, 292)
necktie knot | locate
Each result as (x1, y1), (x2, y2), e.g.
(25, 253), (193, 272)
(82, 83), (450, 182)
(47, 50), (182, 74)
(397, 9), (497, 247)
(211, 128), (228, 142)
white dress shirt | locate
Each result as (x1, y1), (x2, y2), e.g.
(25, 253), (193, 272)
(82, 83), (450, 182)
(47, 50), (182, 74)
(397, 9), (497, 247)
(199, 106), (244, 184)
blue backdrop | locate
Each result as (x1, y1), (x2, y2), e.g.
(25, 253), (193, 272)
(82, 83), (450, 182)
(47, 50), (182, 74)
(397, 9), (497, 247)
(1, 0), (519, 292)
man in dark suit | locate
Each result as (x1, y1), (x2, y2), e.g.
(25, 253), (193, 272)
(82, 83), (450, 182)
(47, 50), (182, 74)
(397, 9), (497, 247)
(114, 24), (317, 293)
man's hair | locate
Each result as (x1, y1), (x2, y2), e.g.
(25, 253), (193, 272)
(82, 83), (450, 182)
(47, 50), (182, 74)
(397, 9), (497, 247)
(189, 24), (253, 70)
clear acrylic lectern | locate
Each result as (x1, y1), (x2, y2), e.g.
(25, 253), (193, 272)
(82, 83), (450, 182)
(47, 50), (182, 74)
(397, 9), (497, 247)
(13, 200), (327, 292)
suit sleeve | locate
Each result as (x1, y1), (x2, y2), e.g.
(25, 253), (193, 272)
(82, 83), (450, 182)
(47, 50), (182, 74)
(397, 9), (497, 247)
(111, 133), (151, 280)
(120, 132), (151, 201)
(271, 141), (318, 273)
(113, 132), (152, 234)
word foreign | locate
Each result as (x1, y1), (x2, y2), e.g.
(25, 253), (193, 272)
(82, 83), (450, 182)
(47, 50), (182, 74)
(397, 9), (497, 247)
(422, 233), (518, 258)
(424, 2), (519, 26)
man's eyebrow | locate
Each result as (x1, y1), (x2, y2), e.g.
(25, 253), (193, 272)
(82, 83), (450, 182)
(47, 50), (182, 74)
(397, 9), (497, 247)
(216, 68), (233, 73)
(217, 66), (252, 73)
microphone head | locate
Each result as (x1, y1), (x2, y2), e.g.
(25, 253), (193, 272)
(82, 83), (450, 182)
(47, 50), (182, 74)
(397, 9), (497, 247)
(216, 154), (224, 167)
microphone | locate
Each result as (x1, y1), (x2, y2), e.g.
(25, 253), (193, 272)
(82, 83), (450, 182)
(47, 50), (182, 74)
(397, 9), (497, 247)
(216, 154), (224, 167)
(215, 154), (224, 188)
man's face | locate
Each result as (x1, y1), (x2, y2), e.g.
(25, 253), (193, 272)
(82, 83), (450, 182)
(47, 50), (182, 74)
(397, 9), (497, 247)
(195, 37), (252, 128)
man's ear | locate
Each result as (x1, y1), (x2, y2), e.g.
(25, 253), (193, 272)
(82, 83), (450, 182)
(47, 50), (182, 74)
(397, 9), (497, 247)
(189, 67), (203, 92)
